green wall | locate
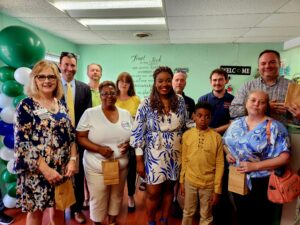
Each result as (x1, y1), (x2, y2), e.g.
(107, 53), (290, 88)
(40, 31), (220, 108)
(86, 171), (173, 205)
(77, 43), (282, 100)
(282, 46), (300, 80)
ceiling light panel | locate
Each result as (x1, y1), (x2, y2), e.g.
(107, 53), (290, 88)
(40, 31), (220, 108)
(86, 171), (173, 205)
(78, 17), (165, 26)
(51, 0), (162, 10)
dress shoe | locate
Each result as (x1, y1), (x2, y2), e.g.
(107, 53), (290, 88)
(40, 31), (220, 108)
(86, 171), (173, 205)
(74, 212), (86, 224)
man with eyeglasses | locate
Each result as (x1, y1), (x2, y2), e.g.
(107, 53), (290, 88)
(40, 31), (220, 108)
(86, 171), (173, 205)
(59, 52), (92, 224)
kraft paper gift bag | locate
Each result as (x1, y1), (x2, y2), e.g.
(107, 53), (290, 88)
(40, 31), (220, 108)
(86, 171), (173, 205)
(228, 166), (249, 195)
(55, 179), (76, 211)
(102, 159), (119, 185)
(284, 83), (300, 108)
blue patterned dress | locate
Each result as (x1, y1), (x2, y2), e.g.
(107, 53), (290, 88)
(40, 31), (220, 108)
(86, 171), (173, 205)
(14, 97), (75, 212)
(130, 96), (187, 184)
(223, 117), (290, 189)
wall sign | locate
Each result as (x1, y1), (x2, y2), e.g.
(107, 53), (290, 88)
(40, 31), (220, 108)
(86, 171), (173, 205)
(220, 65), (251, 75)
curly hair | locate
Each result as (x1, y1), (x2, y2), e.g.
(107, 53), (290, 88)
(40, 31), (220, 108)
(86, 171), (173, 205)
(150, 66), (179, 114)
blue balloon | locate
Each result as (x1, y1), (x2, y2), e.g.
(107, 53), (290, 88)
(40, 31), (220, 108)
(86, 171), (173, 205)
(3, 134), (14, 149)
(0, 120), (13, 136)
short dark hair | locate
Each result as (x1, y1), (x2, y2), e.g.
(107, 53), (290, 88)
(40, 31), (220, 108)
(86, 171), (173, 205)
(210, 68), (228, 80)
(195, 102), (213, 113)
(60, 52), (77, 63)
(258, 49), (281, 62)
(99, 81), (116, 93)
(87, 63), (102, 71)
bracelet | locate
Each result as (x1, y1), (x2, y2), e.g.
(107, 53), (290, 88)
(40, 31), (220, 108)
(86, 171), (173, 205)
(70, 156), (77, 161)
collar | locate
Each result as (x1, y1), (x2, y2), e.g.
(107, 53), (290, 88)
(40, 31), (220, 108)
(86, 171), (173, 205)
(61, 76), (75, 87)
(260, 75), (280, 86)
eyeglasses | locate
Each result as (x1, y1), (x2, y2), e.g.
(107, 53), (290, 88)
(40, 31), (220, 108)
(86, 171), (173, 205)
(101, 92), (116, 97)
(35, 74), (57, 82)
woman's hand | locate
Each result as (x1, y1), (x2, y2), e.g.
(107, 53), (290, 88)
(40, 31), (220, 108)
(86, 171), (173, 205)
(99, 146), (114, 158)
(118, 141), (130, 155)
(136, 156), (145, 178)
(64, 160), (77, 178)
(38, 157), (63, 185)
(226, 153), (236, 163)
(237, 161), (258, 173)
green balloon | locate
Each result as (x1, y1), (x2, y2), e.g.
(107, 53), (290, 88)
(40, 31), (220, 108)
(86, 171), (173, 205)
(2, 80), (23, 97)
(13, 94), (27, 107)
(7, 182), (17, 197)
(0, 66), (15, 82)
(1, 169), (17, 183)
(0, 26), (46, 68)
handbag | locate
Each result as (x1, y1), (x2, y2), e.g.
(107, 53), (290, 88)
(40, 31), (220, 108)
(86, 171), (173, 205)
(228, 165), (249, 195)
(102, 159), (119, 185)
(268, 167), (300, 203)
(55, 179), (76, 211)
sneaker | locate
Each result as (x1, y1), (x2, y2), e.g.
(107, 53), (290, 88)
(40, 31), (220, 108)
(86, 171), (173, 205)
(0, 211), (14, 225)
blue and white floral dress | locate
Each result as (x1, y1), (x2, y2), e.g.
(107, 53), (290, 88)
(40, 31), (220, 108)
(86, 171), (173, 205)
(223, 117), (290, 189)
(130, 96), (187, 184)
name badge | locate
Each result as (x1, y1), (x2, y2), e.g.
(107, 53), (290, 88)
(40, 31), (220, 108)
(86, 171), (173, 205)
(33, 108), (51, 120)
(121, 121), (131, 130)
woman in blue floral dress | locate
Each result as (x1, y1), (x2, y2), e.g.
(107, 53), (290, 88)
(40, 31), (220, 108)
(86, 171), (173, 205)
(223, 90), (290, 225)
(14, 60), (77, 225)
(130, 66), (187, 225)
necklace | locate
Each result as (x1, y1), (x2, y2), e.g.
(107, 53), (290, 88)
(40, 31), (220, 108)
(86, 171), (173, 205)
(38, 98), (57, 113)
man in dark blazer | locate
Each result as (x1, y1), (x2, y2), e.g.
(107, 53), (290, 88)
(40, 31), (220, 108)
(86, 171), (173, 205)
(59, 52), (92, 224)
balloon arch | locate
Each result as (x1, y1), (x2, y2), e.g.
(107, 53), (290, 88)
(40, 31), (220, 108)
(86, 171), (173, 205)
(0, 26), (45, 208)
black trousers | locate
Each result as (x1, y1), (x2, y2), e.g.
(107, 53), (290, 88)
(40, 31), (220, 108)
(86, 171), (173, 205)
(127, 147), (137, 197)
(232, 176), (281, 225)
(70, 145), (85, 213)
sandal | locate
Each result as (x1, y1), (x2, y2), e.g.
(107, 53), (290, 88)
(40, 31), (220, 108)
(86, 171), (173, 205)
(139, 182), (146, 191)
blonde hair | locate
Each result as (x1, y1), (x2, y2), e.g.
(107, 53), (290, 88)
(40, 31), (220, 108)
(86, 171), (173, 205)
(26, 60), (64, 99)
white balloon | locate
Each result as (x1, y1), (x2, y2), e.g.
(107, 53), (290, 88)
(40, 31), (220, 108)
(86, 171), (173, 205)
(3, 194), (16, 208)
(0, 106), (15, 124)
(7, 159), (16, 174)
(0, 93), (13, 108)
(14, 67), (31, 85)
(0, 146), (14, 161)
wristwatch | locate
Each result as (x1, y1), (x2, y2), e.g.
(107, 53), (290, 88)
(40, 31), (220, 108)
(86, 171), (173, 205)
(70, 156), (77, 161)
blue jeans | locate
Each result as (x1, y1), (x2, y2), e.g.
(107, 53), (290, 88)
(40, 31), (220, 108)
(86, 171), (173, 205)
(0, 189), (4, 211)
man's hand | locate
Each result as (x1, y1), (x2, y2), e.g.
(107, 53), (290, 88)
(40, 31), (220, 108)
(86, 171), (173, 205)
(270, 100), (287, 114)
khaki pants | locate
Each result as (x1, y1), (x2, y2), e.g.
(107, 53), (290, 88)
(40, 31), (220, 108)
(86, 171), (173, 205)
(85, 168), (128, 222)
(182, 181), (213, 225)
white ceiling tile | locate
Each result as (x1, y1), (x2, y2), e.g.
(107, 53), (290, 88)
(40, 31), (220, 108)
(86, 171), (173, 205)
(237, 36), (289, 43)
(164, 0), (289, 16)
(169, 29), (249, 38)
(278, 0), (300, 12)
(244, 27), (300, 37)
(257, 13), (300, 27)
(168, 14), (267, 29)
(106, 39), (170, 44)
(170, 37), (237, 44)
(0, 0), (67, 17)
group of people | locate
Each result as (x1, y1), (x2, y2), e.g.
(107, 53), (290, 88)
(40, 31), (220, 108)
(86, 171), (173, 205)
(9, 49), (299, 225)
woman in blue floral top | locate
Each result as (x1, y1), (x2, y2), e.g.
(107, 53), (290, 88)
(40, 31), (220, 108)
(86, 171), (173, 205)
(130, 66), (187, 225)
(14, 60), (77, 225)
(223, 90), (290, 225)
